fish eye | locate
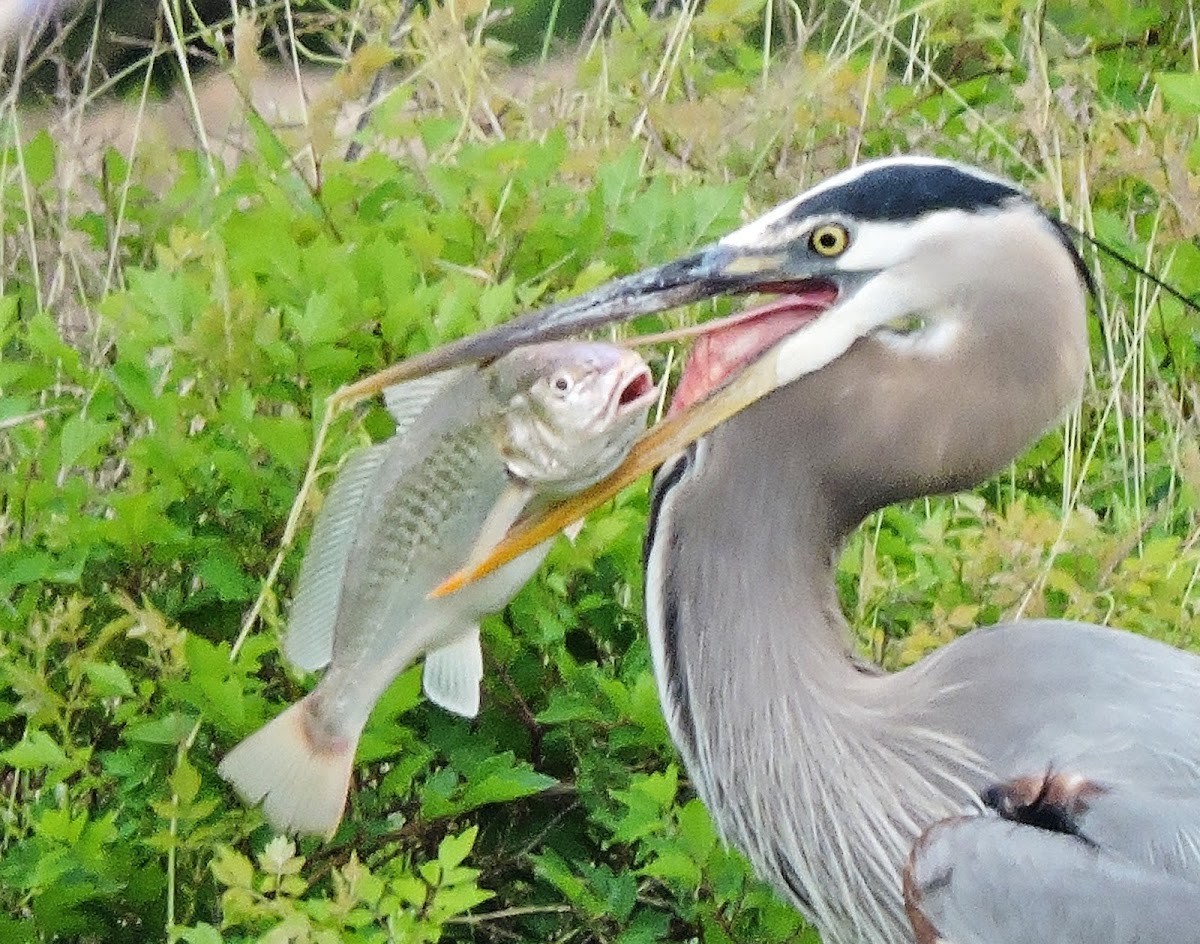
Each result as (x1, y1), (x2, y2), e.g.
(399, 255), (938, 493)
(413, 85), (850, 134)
(810, 223), (850, 257)
(549, 371), (574, 396)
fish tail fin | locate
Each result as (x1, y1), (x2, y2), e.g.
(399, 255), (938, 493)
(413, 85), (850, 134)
(218, 697), (357, 838)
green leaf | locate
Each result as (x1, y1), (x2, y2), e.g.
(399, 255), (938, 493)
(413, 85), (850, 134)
(23, 130), (57, 186)
(1157, 72), (1200, 114)
(635, 765), (678, 808)
(530, 850), (588, 905)
(676, 799), (718, 860)
(169, 755), (201, 805)
(175, 923), (225, 944)
(0, 295), (17, 336)
(289, 290), (343, 347)
(640, 849), (701, 888)
(124, 712), (198, 745)
(1, 731), (68, 770)
(82, 661), (136, 698)
(0, 916), (36, 944)
(476, 277), (517, 327)
(437, 826), (478, 872)
(59, 414), (119, 469)
(617, 908), (672, 944)
(458, 755), (557, 811)
(250, 414), (311, 470)
(428, 880), (492, 920)
(195, 552), (257, 603)
(210, 847), (255, 890)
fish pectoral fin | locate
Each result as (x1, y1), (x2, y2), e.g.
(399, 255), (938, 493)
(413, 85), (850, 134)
(382, 367), (473, 436)
(425, 483), (539, 604)
(422, 627), (484, 718)
(466, 482), (537, 566)
(285, 442), (392, 671)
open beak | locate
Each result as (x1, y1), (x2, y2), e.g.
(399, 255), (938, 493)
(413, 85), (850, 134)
(416, 243), (840, 598)
(332, 240), (828, 407)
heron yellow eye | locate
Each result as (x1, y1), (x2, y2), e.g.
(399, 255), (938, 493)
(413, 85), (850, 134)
(810, 223), (850, 257)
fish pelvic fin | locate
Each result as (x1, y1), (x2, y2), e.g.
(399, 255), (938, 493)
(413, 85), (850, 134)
(217, 696), (357, 838)
(284, 442), (392, 672)
(422, 627), (484, 718)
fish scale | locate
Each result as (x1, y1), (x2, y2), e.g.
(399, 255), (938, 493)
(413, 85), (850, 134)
(365, 432), (491, 586)
(315, 425), (502, 676)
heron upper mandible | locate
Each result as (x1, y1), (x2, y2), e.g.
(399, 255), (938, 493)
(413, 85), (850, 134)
(364, 156), (1200, 943)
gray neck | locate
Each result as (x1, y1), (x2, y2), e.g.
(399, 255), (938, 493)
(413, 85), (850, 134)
(643, 376), (990, 944)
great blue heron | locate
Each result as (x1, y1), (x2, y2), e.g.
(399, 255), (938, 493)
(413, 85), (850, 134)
(355, 156), (1200, 943)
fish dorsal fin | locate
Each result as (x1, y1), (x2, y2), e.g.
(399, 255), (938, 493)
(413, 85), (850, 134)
(383, 367), (472, 436)
(284, 442), (391, 671)
(423, 627), (484, 718)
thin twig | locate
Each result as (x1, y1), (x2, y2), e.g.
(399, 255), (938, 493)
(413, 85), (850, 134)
(159, 0), (216, 175)
(447, 903), (573, 925)
(345, 0), (416, 163)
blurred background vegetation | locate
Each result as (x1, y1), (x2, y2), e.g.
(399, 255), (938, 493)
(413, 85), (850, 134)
(1, 0), (1199, 942)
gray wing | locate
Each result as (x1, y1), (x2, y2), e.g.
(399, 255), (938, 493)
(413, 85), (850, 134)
(909, 619), (1200, 757)
(905, 814), (1200, 944)
(897, 620), (1200, 941)
(904, 620), (1200, 830)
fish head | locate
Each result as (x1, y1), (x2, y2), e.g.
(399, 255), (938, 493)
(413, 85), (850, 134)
(491, 342), (659, 495)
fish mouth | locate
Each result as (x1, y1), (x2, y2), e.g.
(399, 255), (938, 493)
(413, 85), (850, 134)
(617, 365), (657, 411)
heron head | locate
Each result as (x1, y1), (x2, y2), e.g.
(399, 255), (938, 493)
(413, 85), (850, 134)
(417, 157), (1093, 593)
(664, 157), (1090, 412)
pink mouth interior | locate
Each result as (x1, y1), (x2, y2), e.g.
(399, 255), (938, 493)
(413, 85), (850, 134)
(669, 285), (838, 415)
(619, 368), (656, 407)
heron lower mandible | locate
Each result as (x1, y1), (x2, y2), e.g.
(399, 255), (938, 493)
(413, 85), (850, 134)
(373, 156), (1200, 943)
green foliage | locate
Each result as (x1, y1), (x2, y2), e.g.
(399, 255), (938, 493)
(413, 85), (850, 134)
(1, 1), (1198, 942)
(204, 828), (493, 942)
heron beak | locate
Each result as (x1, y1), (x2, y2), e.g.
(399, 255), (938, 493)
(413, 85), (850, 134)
(429, 348), (780, 597)
(333, 235), (828, 597)
(331, 250), (722, 409)
(331, 239), (822, 408)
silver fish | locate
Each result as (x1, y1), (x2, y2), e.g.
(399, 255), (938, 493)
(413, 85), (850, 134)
(219, 341), (657, 836)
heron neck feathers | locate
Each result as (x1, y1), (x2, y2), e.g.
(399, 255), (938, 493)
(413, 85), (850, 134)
(645, 428), (988, 944)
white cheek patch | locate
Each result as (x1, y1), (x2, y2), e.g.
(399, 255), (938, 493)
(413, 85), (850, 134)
(770, 268), (918, 386)
(835, 221), (915, 271)
(718, 203), (1007, 390)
